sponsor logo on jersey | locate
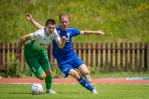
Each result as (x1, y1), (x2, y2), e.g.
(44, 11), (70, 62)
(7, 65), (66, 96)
(67, 33), (70, 42)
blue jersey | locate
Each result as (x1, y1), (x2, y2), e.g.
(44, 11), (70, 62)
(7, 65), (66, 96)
(52, 26), (81, 65)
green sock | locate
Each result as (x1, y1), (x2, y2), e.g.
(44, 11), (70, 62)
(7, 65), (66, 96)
(45, 75), (52, 89)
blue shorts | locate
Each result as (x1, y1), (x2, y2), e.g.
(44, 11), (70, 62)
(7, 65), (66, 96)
(58, 57), (84, 77)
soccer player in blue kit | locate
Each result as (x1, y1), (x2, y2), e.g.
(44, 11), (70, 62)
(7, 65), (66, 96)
(26, 13), (104, 94)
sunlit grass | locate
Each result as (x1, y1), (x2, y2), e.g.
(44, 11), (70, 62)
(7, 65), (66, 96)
(0, 84), (148, 99)
(0, 0), (148, 42)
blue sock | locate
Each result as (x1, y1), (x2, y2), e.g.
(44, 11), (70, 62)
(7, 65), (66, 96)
(77, 76), (94, 91)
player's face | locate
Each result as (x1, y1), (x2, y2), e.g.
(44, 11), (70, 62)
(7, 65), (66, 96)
(60, 16), (70, 31)
(46, 24), (55, 35)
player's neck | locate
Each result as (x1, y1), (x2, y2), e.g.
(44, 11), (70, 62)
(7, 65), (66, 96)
(60, 26), (67, 31)
(45, 28), (52, 36)
(46, 32), (52, 36)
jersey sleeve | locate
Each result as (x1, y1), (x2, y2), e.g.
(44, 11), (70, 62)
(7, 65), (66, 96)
(29, 29), (43, 40)
(72, 28), (81, 36)
(53, 29), (61, 41)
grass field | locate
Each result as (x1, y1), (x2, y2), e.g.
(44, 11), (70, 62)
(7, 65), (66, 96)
(0, 0), (149, 42)
(0, 84), (148, 99)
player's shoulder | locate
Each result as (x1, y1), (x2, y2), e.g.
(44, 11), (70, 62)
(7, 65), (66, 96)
(34, 28), (45, 36)
(67, 26), (75, 29)
(35, 27), (44, 33)
(67, 27), (80, 32)
(68, 26), (79, 30)
(39, 27), (45, 32)
(53, 29), (59, 35)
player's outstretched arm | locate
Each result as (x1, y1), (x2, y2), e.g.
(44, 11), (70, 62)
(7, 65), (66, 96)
(15, 35), (30, 59)
(26, 13), (44, 29)
(80, 30), (104, 35)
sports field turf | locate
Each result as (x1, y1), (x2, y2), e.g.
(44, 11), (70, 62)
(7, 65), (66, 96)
(0, 84), (148, 99)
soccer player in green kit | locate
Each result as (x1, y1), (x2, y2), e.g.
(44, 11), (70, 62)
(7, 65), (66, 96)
(15, 18), (66, 94)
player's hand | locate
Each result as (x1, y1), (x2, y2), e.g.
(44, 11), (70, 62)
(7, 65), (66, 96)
(15, 52), (21, 59)
(95, 30), (105, 35)
(26, 13), (33, 21)
(61, 36), (67, 44)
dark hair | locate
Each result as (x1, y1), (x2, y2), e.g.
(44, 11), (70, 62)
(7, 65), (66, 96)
(45, 19), (56, 26)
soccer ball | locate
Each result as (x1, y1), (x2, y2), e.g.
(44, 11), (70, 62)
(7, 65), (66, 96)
(31, 83), (43, 95)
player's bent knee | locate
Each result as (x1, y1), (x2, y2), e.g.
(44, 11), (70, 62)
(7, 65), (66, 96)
(69, 70), (80, 79)
(38, 73), (46, 80)
(79, 64), (90, 75)
(80, 69), (90, 75)
(38, 76), (45, 80)
(44, 69), (52, 76)
(83, 71), (89, 75)
(39, 77), (45, 80)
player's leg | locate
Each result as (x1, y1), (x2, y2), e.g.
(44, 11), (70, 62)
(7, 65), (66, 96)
(39, 50), (57, 94)
(72, 57), (92, 83)
(71, 57), (98, 94)
(25, 55), (46, 80)
(43, 69), (57, 94)
(68, 69), (97, 94)
(78, 64), (92, 83)
(24, 41), (46, 80)
(59, 63), (97, 94)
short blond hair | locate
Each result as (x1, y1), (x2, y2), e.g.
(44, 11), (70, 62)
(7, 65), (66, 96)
(59, 13), (70, 20)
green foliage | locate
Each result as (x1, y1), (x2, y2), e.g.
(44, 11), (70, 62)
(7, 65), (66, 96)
(51, 65), (63, 78)
(0, 0), (148, 42)
(0, 84), (149, 99)
(0, 52), (31, 78)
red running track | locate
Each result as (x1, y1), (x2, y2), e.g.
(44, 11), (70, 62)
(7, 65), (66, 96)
(0, 78), (149, 84)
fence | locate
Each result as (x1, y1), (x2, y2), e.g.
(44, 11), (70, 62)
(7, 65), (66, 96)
(0, 42), (149, 72)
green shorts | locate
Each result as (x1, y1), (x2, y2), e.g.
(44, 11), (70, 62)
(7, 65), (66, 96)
(24, 41), (51, 78)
